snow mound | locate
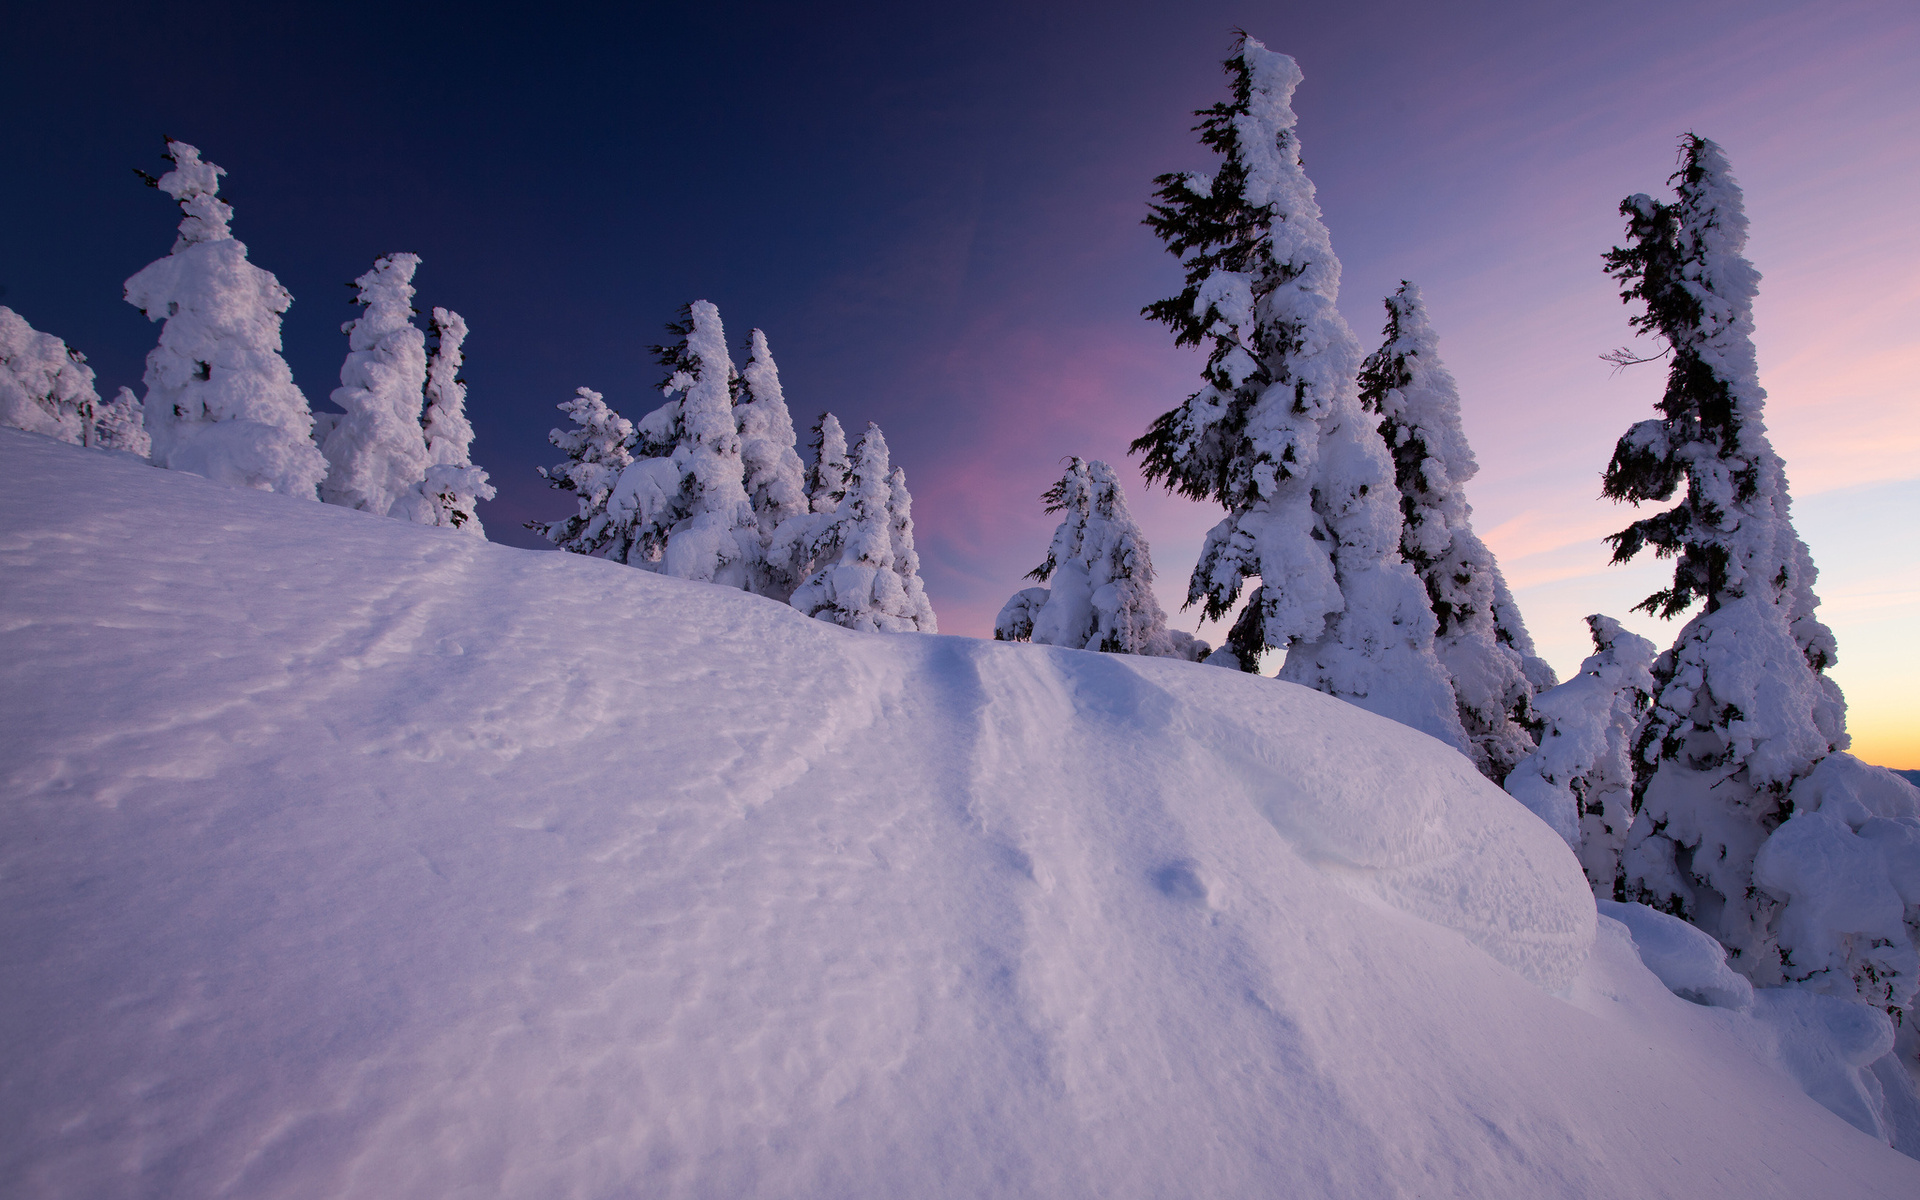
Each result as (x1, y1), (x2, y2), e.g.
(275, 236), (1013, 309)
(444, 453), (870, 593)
(1598, 900), (1753, 1009)
(2, 427), (1916, 1198)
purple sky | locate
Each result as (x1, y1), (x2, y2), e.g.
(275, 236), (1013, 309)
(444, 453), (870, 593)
(6, 0), (1914, 761)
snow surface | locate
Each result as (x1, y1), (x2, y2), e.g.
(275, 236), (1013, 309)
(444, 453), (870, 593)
(3, 427), (1917, 1198)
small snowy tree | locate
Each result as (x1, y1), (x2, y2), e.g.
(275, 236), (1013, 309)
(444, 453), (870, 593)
(790, 424), (934, 633)
(807, 411), (851, 513)
(0, 306), (98, 445)
(320, 254), (433, 516)
(886, 464), (939, 634)
(531, 387), (637, 557)
(393, 307), (494, 533)
(93, 388), (152, 457)
(123, 140), (327, 495)
(1132, 36), (1464, 748)
(1358, 283), (1555, 782)
(1603, 136), (1855, 988)
(1505, 616), (1657, 896)
(995, 457), (1205, 660)
(737, 328), (812, 596)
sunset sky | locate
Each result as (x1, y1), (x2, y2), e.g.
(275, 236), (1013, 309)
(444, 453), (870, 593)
(7, 0), (1914, 765)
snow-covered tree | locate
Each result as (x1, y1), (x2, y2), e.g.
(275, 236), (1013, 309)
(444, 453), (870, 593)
(807, 411), (851, 514)
(393, 307), (494, 534)
(1603, 136), (1858, 990)
(1132, 37), (1464, 748)
(320, 253), (433, 516)
(790, 423), (935, 633)
(1358, 283), (1555, 782)
(608, 300), (761, 587)
(0, 306), (98, 445)
(995, 457), (1206, 660)
(886, 464), (939, 634)
(737, 328), (812, 596)
(93, 387), (152, 457)
(123, 140), (327, 496)
(531, 387), (636, 556)
(1505, 615), (1657, 896)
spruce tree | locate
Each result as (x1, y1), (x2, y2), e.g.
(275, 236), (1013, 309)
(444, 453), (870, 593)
(320, 253), (433, 515)
(737, 328), (812, 597)
(886, 464), (939, 633)
(394, 307), (494, 534)
(995, 457), (1205, 659)
(93, 387), (152, 457)
(1604, 136), (1849, 980)
(531, 387), (637, 557)
(123, 140), (327, 496)
(1132, 36), (1463, 747)
(0, 306), (99, 446)
(1358, 283), (1554, 782)
(1504, 616), (1657, 897)
(790, 424), (933, 633)
(807, 411), (851, 513)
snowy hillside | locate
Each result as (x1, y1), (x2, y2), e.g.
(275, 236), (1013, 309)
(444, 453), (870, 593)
(2, 427), (1916, 1198)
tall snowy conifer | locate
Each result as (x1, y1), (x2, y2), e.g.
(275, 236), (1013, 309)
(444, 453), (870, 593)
(531, 387), (636, 556)
(790, 424), (935, 633)
(1359, 283), (1555, 782)
(393, 307), (495, 533)
(1603, 136), (1854, 983)
(123, 140), (327, 496)
(737, 328), (812, 596)
(1505, 616), (1658, 896)
(995, 457), (1207, 660)
(0, 306), (101, 446)
(807, 411), (852, 513)
(320, 254), (433, 515)
(1132, 37), (1464, 748)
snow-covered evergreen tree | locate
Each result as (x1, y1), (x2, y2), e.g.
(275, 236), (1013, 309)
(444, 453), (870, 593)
(790, 424), (934, 633)
(531, 387), (636, 557)
(886, 464), (939, 634)
(994, 457), (1206, 660)
(1603, 136), (1859, 990)
(606, 301), (761, 586)
(393, 307), (494, 534)
(122, 141), (327, 495)
(93, 388), (152, 457)
(0, 306), (97, 445)
(1132, 37), (1464, 748)
(1505, 615), (1658, 896)
(807, 411), (851, 514)
(320, 254), (433, 516)
(1358, 283), (1554, 782)
(737, 328), (812, 596)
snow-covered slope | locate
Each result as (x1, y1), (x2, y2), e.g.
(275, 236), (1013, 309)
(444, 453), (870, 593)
(2, 428), (1915, 1198)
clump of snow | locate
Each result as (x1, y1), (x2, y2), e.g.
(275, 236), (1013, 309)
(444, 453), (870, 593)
(1598, 899), (1753, 1009)
(122, 141), (327, 496)
(6, 426), (1917, 1197)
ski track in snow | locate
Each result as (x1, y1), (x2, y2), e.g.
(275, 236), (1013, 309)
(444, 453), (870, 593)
(1, 428), (1915, 1198)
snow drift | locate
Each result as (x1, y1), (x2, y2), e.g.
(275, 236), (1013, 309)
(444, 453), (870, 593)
(2, 428), (1916, 1198)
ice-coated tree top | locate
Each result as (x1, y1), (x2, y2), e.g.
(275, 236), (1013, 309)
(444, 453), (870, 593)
(151, 140), (234, 249)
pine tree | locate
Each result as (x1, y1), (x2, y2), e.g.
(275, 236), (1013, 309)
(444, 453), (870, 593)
(0, 306), (98, 445)
(886, 464), (939, 633)
(531, 387), (636, 557)
(1604, 136), (1849, 981)
(1132, 36), (1464, 747)
(123, 140), (327, 496)
(393, 307), (494, 534)
(807, 411), (851, 513)
(994, 457), (1205, 659)
(620, 300), (761, 586)
(321, 253), (434, 516)
(790, 424), (933, 633)
(1358, 283), (1554, 782)
(737, 328), (812, 596)
(93, 387), (152, 457)
(1505, 615), (1657, 896)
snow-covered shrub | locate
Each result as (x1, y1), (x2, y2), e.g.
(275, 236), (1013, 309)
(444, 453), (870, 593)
(790, 423), (935, 633)
(1131, 37), (1464, 749)
(393, 307), (494, 534)
(1505, 615), (1656, 893)
(320, 254), (433, 516)
(531, 387), (636, 557)
(994, 457), (1207, 660)
(1603, 136), (1854, 986)
(1360, 283), (1554, 782)
(0, 306), (98, 445)
(93, 388), (152, 457)
(123, 140), (327, 496)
